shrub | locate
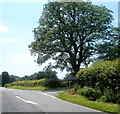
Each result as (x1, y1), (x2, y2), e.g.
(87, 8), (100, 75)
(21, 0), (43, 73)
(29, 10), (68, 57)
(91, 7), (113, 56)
(99, 95), (107, 102)
(73, 84), (81, 92)
(103, 87), (120, 103)
(80, 86), (102, 101)
(76, 89), (81, 95)
(76, 59), (120, 101)
(43, 79), (61, 88)
(60, 80), (68, 87)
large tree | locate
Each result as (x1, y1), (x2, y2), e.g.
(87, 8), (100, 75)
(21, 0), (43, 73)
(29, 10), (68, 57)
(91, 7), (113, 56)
(29, 2), (113, 75)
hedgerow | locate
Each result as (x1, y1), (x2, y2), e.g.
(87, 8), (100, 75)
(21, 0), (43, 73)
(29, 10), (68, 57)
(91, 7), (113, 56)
(5, 78), (64, 88)
(76, 59), (120, 103)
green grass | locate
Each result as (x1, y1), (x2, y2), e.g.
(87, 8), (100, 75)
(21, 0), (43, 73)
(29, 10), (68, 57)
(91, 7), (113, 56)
(57, 91), (119, 113)
(6, 86), (48, 90)
(6, 86), (69, 90)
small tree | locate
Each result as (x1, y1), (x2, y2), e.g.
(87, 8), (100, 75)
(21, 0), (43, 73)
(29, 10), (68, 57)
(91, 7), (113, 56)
(2, 71), (10, 87)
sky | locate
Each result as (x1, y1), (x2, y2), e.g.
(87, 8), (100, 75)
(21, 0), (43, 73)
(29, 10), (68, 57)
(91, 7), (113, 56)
(0, 0), (119, 79)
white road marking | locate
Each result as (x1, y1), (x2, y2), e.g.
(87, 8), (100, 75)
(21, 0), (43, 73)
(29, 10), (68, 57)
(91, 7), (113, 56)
(34, 91), (101, 112)
(16, 96), (38, 105)
(34, 91), (58, 99)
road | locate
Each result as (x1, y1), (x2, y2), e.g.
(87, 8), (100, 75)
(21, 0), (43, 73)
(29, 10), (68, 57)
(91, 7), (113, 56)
(1, 87), (104, 113)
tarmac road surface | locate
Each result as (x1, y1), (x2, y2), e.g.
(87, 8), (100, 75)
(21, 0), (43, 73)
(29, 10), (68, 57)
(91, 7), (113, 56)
(1, 87), (105, 113)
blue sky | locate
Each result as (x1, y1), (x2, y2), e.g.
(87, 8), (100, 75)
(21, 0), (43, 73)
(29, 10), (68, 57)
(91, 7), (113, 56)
(0, 1), (119, 79)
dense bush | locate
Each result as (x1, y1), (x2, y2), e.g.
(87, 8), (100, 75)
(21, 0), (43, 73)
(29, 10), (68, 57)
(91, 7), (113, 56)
(5, 78), (66, 88)
(76, 59), (120, 103)
(103, 87), (120, 103)
(36, 79), (62, 88)
(80, 86), (102, 101)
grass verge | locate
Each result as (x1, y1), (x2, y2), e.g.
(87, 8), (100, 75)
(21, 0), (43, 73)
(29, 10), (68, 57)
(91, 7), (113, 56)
(57, 91), (119, 113)
(6, 86), (48, 90)
(6, 86), (69, 90)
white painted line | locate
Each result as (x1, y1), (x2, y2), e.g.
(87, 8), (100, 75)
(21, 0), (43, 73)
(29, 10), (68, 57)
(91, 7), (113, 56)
(16, 96), (38, 105)
(34, 91), (58, 99)
(34, 91), (101, 112)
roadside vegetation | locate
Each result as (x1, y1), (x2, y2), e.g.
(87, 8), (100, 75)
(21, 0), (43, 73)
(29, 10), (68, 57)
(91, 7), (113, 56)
(76, 59), (120, 104)
(6, 86), (48, 90)
(57, 59), (119, 113)
(6, 86), (69, 90)
(1, 1), (120, 113)
(5, 59), (120, 113)
(57, 91), (118, 113)
(5, 78), (68, 90)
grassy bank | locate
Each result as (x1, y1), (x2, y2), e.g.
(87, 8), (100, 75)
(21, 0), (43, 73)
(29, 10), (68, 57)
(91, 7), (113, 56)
(6, 86), (69, 90)
(57, 91), (119, 113)
(6, 86), (48, 90)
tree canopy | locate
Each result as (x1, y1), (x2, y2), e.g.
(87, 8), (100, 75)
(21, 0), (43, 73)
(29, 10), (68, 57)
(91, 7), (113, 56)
(97, 27), (120, 60)
(29, 2), (113, 75)
(21, 66), (58, 80)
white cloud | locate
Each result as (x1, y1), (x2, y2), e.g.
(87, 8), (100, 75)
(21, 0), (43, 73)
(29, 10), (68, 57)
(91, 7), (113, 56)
(0, 26), (9, 32)
(0, 38), (19, 45)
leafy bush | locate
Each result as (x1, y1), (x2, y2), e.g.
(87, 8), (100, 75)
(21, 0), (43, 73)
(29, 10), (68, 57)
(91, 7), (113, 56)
(76, 59), (120, 103)
(99, 95), (107, 102)
(41, 79), (61, 88)
(73, 84), (81, 92)
(80, 86), (102, 101)
(60, 80), (68, 87)
(76, 89), (81, 95)
(103, 87), (120, 103)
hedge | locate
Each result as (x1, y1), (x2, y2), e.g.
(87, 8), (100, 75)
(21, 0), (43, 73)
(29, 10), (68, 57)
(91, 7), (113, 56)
(5, 78), (64, 88)
(76, 59), (120, 103)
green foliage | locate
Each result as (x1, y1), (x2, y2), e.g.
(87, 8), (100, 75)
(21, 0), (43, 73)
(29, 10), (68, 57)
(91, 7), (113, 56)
(5, 78), (64, 88)
(43, 64), (58, 79)
(73, 84), (81, 92)
(42, 79), (61, 88)
(6, 86), (48, 90)
(76, 59), (119, 90)
(21, 67), (58, 81)
(29, 2), (113, 75)
(97, 27), (120, 60)
(9, 75), (21, 83)
(2, 71), (10, 87)
(80, 86), (102, 101)
(103, 87), (120, 103)
(76, 59), (120, 103)
(57, 91), (118, 113)
(99, 95), (107, 102)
